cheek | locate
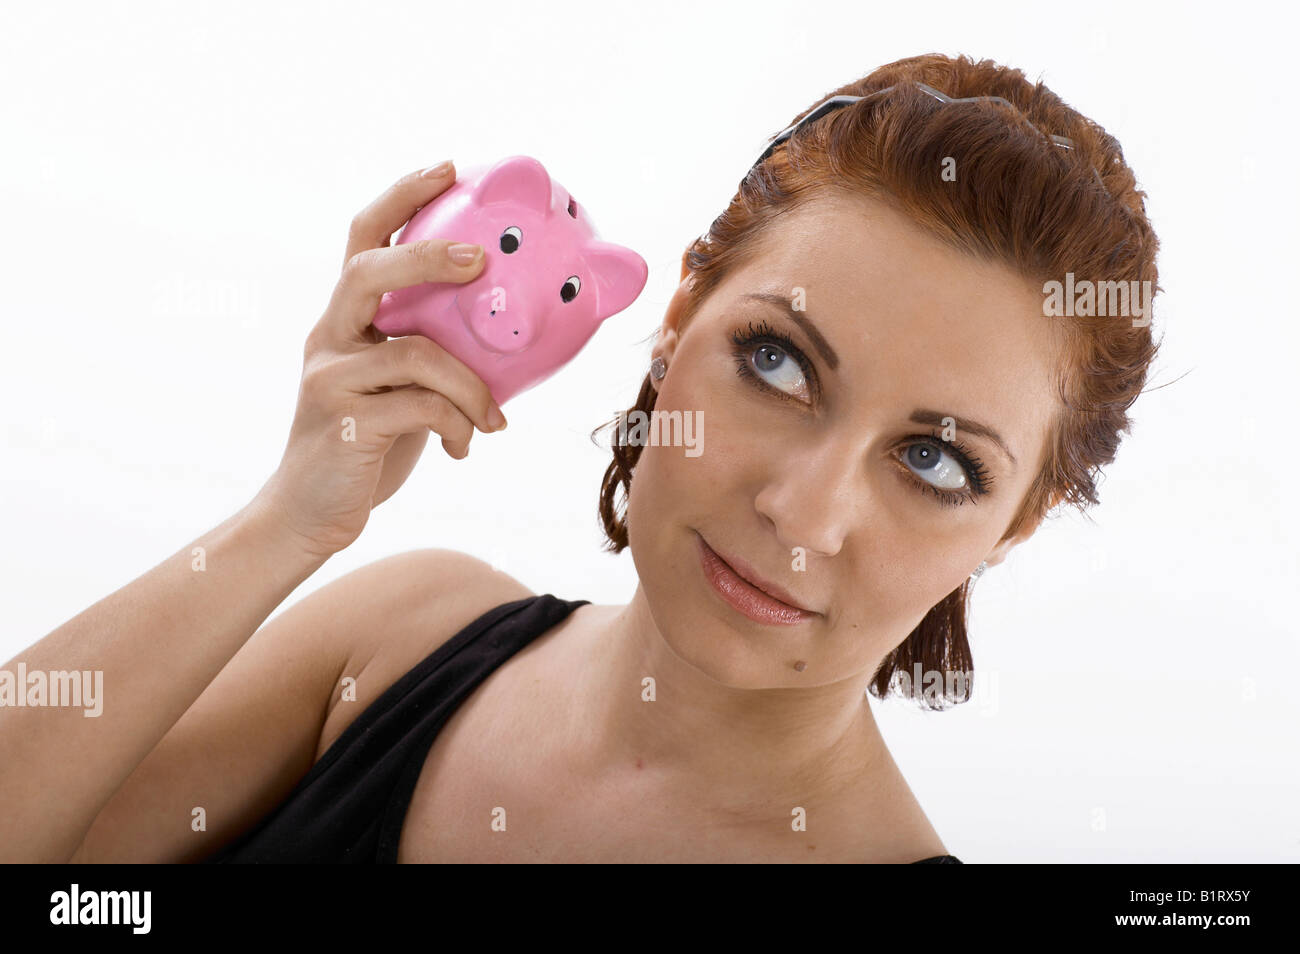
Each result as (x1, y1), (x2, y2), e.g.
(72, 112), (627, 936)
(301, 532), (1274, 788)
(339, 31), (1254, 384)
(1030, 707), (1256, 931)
(624, 407), (720, 538)
(624, 359), (747, 555)
(823, 509), (1018, 675)
(846, 516), (987, 616)
(667, 354), (772, 474)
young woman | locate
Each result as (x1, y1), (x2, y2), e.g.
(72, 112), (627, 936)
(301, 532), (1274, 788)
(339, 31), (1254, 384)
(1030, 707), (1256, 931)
(0, 53), (1160, 863)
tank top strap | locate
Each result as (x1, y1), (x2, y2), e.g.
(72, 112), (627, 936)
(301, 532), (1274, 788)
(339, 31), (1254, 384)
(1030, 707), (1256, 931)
(204, 593), (589, 863)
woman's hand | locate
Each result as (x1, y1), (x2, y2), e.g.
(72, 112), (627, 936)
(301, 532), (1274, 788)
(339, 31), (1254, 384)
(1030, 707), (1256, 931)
(255, 161), (506, 559)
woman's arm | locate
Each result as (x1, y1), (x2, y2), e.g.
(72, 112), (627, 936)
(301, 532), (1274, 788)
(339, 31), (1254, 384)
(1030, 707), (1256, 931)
(1, 161), (505, 862)
(68, 547), (533, 863)
(0, 497), (327, 862)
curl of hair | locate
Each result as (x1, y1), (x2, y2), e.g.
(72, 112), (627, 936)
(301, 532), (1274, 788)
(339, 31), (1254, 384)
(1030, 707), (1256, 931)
(591, 53), (1163, 709)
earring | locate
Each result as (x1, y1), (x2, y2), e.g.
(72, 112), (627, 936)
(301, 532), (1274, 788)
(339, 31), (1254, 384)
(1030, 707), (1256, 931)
(650, 356), (666, 380)
(970, 560), (988, 580)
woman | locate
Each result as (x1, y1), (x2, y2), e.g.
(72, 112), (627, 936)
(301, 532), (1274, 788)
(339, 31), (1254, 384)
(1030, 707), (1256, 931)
(0, 53), (1160, 863)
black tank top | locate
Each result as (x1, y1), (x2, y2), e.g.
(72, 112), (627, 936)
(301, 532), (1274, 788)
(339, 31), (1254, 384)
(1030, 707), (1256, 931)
(204, 594), (962, 864)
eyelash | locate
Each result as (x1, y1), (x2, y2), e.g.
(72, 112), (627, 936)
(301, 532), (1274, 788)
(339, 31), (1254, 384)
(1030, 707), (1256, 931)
(904, 430), (994, 508)
(728, 320), (994, 508)
(729, 319), (818, 403)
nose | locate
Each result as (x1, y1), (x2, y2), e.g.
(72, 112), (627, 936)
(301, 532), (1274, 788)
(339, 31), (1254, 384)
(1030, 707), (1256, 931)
(468, 285), (534, 352)
(753, 441), (864, 559)
(487, 307), (520, 335)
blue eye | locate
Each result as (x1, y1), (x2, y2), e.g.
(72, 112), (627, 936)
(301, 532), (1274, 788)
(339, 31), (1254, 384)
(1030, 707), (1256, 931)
(748, 344), (809, 399)
(899, 434), (993, 508)
(729, 320), (815, 404)
(904, 441), (969, 491)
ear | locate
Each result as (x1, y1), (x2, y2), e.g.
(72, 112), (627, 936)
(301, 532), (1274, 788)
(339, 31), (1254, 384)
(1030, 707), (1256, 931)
(648, 272), (694, 391)
(474, 155), (553, 213)
(982, 532), (1029, 570)
(982, 490), (1062, 569)
(584, 240), (649, 324)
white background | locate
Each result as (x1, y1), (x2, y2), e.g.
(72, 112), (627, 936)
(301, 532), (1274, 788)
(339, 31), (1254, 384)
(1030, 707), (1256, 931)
(2, 0), (1295, 863)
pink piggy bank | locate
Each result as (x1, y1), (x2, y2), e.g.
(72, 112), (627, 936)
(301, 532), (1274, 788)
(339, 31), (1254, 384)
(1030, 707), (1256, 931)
(371, 155), (649, 406)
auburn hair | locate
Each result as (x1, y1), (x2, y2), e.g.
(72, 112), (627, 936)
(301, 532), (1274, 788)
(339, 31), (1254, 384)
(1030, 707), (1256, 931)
(592, 53), (1163, 708)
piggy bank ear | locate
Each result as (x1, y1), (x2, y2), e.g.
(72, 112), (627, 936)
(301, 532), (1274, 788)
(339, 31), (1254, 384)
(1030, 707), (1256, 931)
(584, 240), (649, 323)
(474, 155), (553, 213)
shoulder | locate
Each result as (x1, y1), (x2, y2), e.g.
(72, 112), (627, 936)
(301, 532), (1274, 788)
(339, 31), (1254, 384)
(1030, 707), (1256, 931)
(313, 548), (536, 756)
(335, 547), (536, 646)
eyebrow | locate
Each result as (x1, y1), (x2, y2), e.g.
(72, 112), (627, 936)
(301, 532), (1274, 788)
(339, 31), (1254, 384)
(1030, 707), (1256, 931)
(910, 409), (1018, 468)
(739, 292), (840, 371)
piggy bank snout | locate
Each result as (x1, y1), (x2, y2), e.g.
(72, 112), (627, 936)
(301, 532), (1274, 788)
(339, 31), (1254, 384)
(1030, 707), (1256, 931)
(464, 284), (538, 353)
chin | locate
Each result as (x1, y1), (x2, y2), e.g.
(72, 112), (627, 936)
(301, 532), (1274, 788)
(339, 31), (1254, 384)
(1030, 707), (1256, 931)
(628, 521), (820, 688)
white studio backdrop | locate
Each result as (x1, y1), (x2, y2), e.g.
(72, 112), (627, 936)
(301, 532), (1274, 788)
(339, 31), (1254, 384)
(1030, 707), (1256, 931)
(1, 0), (1295, 863)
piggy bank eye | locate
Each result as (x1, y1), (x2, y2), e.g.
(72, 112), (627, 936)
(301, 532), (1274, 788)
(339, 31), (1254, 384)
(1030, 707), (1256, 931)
(566, 196), (578, 218)
(560, 276), (581, 303)
(500, 227), (522, 254)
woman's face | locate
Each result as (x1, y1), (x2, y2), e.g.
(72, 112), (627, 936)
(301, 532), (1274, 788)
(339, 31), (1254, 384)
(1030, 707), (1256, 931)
(625, 191), (1063, 688)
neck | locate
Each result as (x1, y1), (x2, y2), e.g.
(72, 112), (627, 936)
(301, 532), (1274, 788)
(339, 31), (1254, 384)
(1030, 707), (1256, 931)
(563, 584), (895, 814)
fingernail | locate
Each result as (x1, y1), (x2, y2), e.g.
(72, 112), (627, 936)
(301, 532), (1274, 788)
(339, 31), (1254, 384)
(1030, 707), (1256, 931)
(420, 159), (453, 178)
(448, 243), (481, 265)
(488, 405), (507, 430)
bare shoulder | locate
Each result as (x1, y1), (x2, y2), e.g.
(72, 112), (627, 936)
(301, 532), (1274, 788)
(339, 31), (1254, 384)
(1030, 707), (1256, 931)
(313, 548), (535, 758)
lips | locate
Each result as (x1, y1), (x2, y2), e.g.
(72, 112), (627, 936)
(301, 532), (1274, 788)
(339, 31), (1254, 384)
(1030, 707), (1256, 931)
(695, 531), (819, 626)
